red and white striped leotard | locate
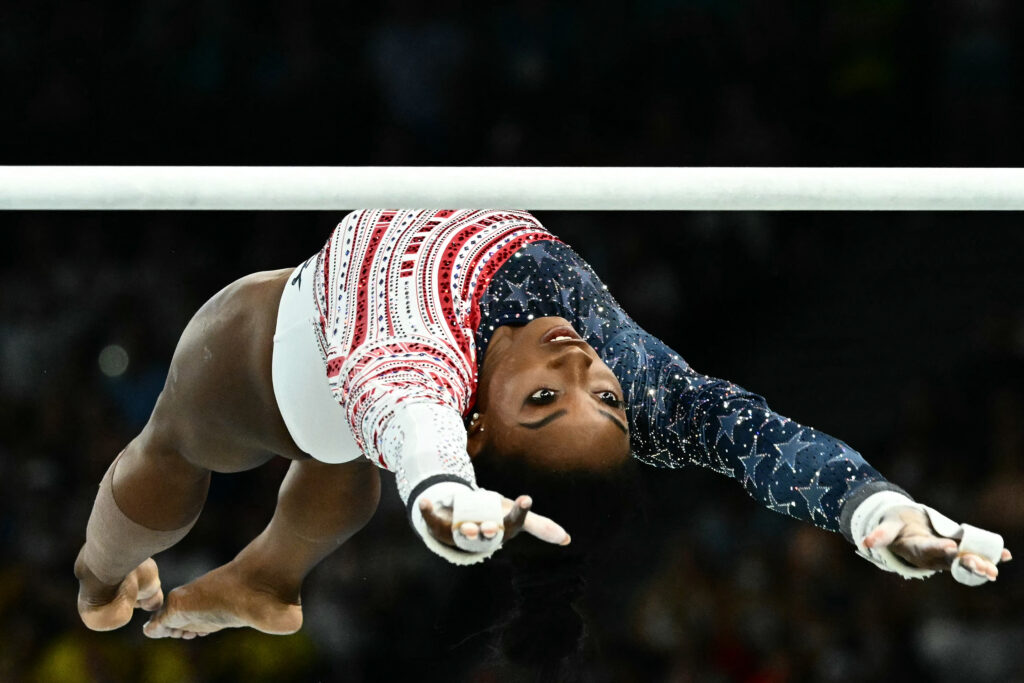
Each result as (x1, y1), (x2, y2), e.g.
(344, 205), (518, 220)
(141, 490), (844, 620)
(311, 210), (553, 503)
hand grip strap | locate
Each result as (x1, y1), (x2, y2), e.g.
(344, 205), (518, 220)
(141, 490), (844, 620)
(849, 491), (1004, 586)
(410, 483), (503, 565)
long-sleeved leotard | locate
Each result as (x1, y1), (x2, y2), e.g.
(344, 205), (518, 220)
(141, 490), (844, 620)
(312, 210), (553, 504)
(476, 239), (906, 540)
(313, 210), (903, 541)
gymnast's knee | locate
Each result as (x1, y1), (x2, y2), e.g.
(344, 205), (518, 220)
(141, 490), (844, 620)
(116, 433), (211, 516)
(332, 458), (382, 522)
(320, 457), (381, 529)
(352, 460), (382, 520)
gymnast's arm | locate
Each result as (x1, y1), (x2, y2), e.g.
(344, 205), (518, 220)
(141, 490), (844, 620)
(613, 326), (1009, 583)
(461, 236), (1007, 580)
(341, 352), (568, 564)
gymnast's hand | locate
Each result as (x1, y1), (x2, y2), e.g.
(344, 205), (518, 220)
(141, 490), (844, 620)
(864, 506), (1011, 580)
(419, 494), (571, 550)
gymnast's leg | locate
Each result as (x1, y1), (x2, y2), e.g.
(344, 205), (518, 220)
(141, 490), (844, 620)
(74, 434), (210, 632)
(143, 456), (380, 638)
(75, 268), (298, 633)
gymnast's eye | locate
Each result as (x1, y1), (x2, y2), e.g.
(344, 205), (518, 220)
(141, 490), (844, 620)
(527, 388), (558, 404)
(597, 390), (626, 410)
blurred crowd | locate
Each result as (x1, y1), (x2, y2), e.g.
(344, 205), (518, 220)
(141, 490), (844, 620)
(2, 0), (1024, 681)
(2, 0), (1022, 167)
(2, 213), (1021, 682)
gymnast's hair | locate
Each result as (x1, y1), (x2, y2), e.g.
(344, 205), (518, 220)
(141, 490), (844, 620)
(471, 444), (639, 681)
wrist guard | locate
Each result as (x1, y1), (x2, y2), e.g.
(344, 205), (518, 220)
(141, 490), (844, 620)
(410, 482), (504, 565)
(850, 491), (1005, 586)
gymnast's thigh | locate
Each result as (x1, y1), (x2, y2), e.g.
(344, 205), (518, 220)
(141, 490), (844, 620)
(143, 268), (309, 472)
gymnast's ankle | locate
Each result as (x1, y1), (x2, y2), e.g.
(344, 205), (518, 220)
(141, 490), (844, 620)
(226, 550), (304, 606)
(74, 546), (123, 603)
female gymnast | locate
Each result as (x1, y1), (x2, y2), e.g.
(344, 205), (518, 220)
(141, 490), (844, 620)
(74, 210), (1010, 641)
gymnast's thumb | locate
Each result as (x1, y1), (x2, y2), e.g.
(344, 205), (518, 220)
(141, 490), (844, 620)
(523, 510), (571, 545)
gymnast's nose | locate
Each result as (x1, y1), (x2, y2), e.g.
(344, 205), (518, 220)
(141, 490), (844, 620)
(547, 346), (594, 375)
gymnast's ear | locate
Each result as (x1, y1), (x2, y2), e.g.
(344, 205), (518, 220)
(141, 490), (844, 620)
(466, 413), (487, 459)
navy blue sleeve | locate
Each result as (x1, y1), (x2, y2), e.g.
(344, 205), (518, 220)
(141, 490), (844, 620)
(479, 240), (907, 537)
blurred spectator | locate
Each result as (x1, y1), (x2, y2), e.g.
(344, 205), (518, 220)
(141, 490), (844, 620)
(2, 1), (1023, 680)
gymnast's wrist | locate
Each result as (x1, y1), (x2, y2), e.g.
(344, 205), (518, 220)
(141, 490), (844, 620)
(408, 479), (505, 565)
(406, 475), (475, 524)
(838, 481), (913, 544)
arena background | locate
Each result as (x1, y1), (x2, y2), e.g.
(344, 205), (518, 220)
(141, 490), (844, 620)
(2, 2), (1023, 681)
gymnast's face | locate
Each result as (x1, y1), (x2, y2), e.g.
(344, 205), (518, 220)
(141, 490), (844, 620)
(469, 317), (630, 472)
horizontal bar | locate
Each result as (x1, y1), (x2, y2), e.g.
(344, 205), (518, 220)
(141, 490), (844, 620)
(2, 166), (1024, 210)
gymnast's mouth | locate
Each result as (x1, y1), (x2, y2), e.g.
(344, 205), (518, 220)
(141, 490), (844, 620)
(541, 325), (583, 345)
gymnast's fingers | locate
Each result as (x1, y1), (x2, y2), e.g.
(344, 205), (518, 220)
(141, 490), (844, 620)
(479, 520), (500, 539)
(457, 522), (480, 540)
(500, 495), (532, 540)
(863, 517), (904, 550)
(891, 534), (958, 571)
(959, 552), (999, 580)
(419, 499), (456, 546)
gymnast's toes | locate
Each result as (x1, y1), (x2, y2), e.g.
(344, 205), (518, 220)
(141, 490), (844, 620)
(143, 566), (304, 638)
(79, 595), (135, 632)
(78, 559), (162, 632)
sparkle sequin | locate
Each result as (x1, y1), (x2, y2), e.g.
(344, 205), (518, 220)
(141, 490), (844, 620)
(477, 238), (891, 533)
(312, 211), (891, 529)
(313, 210), (551, 501)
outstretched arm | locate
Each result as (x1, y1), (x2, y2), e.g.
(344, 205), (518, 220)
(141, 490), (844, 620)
(480, 240), (890, 534)
(345, 355), (570, 563)
(478, 238), (1010, 582)
(609, 327), (1010, 583)
(609, 326), (885, 533)
(419, 494), (570, 550)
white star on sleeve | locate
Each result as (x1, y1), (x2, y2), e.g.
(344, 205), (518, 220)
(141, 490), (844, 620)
(716, 412), (743, 445)
(532, 244), (558, 270)
(506, 278), (535, 309)
(558, 286), (575, 311)
(773, 429), (812, 474)
(766, 485), (795, 516)
(737, 438), (768, 488)
(583, 306), (605, 342)
(795, 475), (831, 522)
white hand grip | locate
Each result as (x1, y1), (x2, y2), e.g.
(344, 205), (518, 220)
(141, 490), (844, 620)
(851, 492), (1005, 586)
(452, 489), (504, 552)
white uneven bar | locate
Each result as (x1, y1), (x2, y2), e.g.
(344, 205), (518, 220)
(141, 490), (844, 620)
(2, 166), (1024, 210)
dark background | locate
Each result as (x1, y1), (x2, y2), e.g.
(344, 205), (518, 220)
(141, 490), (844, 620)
(2, 1), (1023, 681)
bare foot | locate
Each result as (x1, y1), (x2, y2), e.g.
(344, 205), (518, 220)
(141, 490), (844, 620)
(76, 551), (163, 631)
(143, 561), (303, 639)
